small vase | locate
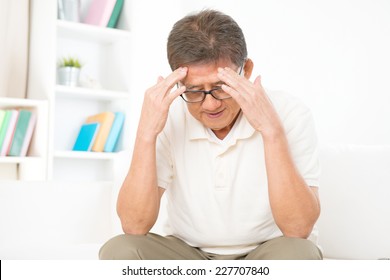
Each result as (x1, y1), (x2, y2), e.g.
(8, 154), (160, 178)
(57, 67), (80, 87)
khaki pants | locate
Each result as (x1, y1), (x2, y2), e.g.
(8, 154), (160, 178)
(99, 233), (323, 260)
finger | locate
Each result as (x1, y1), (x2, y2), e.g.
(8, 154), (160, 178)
(218, 67), (252, 97)
(166, 84), (186, 104)
(158, 67), (188, 93)
(254, 75), (262, 87)
(156, 76), (164, 84)
(221, 83), (245, 105)
(219, 66), (247, 80)
(253, 75), (272, 103)
(218, 67), (248, 89)
(253, 75), (268, 98)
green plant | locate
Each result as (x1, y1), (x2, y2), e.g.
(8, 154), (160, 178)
(58, 57), (82, 68)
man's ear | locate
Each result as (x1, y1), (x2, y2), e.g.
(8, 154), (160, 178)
(243, 58), (254, 79)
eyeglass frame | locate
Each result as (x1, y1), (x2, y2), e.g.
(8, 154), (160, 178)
(178, 64), (245, 103)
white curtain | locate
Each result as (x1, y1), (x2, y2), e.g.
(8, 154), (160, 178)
(0, 0), (30, 98)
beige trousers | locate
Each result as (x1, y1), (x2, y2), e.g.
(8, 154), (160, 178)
(99, 233), (323, 260)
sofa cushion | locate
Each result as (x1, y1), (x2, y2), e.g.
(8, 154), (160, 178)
(317, 144), (390, 259)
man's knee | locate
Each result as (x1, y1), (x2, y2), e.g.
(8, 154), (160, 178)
(247, 236), (323, 260)
(99, 234), (150, 260)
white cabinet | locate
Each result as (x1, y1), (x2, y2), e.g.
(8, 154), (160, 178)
(52, 20), (132, 182)
(23, 0), (133, 183)
(0, 98), (48, 181)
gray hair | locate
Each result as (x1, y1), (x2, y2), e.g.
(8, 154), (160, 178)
(167, 10), (247, 70)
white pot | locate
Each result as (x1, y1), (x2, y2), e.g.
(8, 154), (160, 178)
(57, 67), (80, 87)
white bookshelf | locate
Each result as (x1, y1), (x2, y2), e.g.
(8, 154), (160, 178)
(54, 150), (120, 160)
(0, 97), (48, 181)
(24, 0), (133, 183)
(55, 85), (129, 101)
(53, 14), (131, 181)
(56, 19), (131, 44)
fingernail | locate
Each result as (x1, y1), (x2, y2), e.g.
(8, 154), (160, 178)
(217, 67), (224, 72)
(180, 67), (188, 72)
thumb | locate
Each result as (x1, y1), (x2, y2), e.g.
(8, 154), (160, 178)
(254, 75), (262, 86)
(156, 76), (164, 84)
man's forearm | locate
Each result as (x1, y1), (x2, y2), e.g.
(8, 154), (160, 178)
(263, 132), (320, 238)
(117, 68), (187, 235)
(117, 134), (161, 235)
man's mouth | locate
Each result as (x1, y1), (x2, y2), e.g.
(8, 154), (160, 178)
(205, 109), (224, 119)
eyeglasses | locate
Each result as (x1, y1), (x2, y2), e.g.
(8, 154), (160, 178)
(181, 87), (228, 103)
(180, 64), (244, 103)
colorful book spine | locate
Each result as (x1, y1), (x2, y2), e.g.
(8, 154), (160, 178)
(19, 112), (37, 157)
(104, 112), (124, 152)
(84, 0), (117, 27)
(0, 110), (12, 151)
(8, 110), (33, 156)
(73, 122), (100, 152)
(0, 110), (19, 156)
(86, 111), (115, 152)
(0, 110), (6, 129)
(57, 0), (65, 20)
(107, 0), (124, 28)
(0, 109), (6, 150)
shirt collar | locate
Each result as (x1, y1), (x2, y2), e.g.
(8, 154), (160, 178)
(185, 106), (209, 140)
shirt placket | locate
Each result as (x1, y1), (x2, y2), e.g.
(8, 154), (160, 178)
(214, 145), (230, 190)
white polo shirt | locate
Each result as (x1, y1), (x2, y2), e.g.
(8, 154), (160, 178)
(156, 89), (320, 255)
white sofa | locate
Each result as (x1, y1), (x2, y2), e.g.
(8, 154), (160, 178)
(317, 144), (390, 259)
(1, 144), (389, 259)
(0, 182), (115, 259)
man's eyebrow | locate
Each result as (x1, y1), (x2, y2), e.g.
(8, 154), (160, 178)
(184, 80), (225, 89)
(185, 84), (199, 90)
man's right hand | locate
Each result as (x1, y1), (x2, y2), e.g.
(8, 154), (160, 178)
(137, 67), (187, 141)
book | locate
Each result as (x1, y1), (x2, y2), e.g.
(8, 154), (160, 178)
(57, 0), (65, 20)
(84, 0), (117, 27)
(0, 110), (12, 151)
(19, 111), (37, 157)
(107, 0), (124, 28)
(72, 122), (100, 152)
(104, 111), (124, 152)
(0, 110), (19, 156)
(8, 110), (33, 156)
(86, 111), (115, 152)
(0, 110), (6, 129)
(0, 109), (6, 149)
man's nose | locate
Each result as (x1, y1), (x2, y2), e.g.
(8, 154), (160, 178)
(202, 93), (222, 111)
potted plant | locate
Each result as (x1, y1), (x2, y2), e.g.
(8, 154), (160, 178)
(57, 56), (82, 87)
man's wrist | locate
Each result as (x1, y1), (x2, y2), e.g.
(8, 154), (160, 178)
(136, 128), (159, 145)
(261, 125), (286, 144)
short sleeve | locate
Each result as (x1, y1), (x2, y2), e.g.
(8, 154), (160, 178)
(268, 89), (321, 188)
(156, 130), (174, 190)
(284, 104), (320, 187)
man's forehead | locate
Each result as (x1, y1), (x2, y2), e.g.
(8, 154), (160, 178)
(181, 61), (235, 86)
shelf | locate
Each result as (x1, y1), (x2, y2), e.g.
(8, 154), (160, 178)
(0, 98), (48, 180)
(54, 150), (120, 160)
(0, 156), (42, 164)
(57, 20), (131, 44)
(0, 97), (47, 108)
(55, 85), (129, 101)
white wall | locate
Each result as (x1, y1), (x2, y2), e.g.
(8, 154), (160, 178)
(2, 0), (389, 259)
(126, 0), (185, 123)
(133, 0), (390, 146)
